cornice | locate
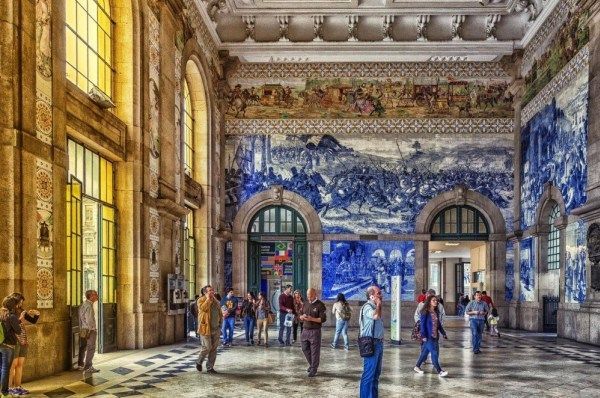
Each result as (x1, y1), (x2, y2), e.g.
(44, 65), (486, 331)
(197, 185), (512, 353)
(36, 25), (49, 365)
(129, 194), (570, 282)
(225, 117), (514, 136)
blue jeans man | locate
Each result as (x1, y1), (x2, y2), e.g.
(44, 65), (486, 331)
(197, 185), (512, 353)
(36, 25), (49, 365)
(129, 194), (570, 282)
(331, 319), (349, 349)
(470, 318), (485, 353)
(0, 345), (14, 396)
(222, 316), (235, 345)
(359, 339), (383, 398)
(244, 316), (256, 344)
(278, 312), (291, 345)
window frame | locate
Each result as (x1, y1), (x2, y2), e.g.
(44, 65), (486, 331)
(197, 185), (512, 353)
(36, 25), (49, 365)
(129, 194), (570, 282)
(430, 205), (489, 241)
(248, 205), (307, 236)
(547, 204), (560, 271)
(183, 79), (194, 176)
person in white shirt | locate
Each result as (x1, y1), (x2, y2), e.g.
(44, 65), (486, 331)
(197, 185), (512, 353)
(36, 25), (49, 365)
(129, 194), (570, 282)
(78, 290), (99, 374)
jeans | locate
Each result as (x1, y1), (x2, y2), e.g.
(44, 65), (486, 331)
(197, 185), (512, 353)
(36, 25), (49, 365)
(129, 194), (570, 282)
(415, 338), (442, 373)
(332, 319), (349, 349)
(470, 318), (485, 352)
(222, 317), (235, 344)
(278, 312), (291, 344)
(244, 316), (256, 342)
(359, 339), (383, 398)
(0, 345), (14, 395)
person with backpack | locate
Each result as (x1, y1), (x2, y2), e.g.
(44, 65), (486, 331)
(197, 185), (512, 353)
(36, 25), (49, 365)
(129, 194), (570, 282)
(0, 296), (23, 398)
(330, 293), (350, 350)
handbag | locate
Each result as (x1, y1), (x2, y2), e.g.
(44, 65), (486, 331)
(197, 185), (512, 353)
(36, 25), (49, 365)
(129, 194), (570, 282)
(411, 320), (422, 341)
(267, 312), (275, 325)
(357, 303), (376, 358)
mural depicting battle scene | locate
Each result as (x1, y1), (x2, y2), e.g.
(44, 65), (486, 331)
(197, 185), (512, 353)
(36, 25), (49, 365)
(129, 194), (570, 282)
(225, 77), (514, 119)
(225, 134), (513, 234)
(565, 220), (587, 304)
(322, 240), (415, 301)
(519, 237), (536, 302)
(505, 240), (515, 301)
(520, 68), (588, 230)
(522, 5), (589, 106)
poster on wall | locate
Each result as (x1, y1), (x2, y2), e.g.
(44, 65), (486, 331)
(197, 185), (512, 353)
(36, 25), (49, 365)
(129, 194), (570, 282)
(565, 220), (587, 303)
(322, 240), (414, 301)
(390, 275), (401, 344)
(260, 242), (294, 277)
(519, 238), (536, 302)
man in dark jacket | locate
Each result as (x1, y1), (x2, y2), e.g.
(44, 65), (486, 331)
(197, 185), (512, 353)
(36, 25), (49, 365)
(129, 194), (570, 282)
(300, 288), (327, 377)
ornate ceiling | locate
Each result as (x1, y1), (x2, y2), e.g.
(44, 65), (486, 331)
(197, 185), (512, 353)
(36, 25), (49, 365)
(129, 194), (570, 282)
(193, 0), (557, 62)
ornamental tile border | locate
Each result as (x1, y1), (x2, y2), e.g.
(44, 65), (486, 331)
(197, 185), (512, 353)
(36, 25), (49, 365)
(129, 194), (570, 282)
(148, 207), (161, 304)
(522, 0), (578, 76)
(228, 61), (511, 81)
(521, 45), (589, 126)
(225, 118), (514, 136)
(35, 158), (53, 308)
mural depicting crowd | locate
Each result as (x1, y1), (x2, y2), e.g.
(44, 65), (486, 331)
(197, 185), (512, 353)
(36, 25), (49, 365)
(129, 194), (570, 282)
(225, 134), (513, 234)
(520, 69), (588, 230)
(519, 237), (536, 302)
(322, 241), (415, 301)
(225, 77), (514, 119)
(565, 220), (587, 304)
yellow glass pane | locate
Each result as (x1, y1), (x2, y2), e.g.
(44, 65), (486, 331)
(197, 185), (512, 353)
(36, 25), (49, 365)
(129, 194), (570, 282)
(88, 15), (98, 51)
(106, 162), (113, 204)
(105, 65), (112, 97)
(88, 0), (98, 22)
(98, 0), (110, 15)
(99, 12), (110, 34)
(66, 238), (71, 269)
(77, 39), (87, 75)
(98, 32), (105, 60)
(66, 0), (77, 26)
(77, 4), (88, 41)
(66, 30), (77, 66)
(100, 159), (107, 202)
(104, 34), (111, 64)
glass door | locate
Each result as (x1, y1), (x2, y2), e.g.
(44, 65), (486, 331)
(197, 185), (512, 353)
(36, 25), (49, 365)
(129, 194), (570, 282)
(67, 177), (83, 368)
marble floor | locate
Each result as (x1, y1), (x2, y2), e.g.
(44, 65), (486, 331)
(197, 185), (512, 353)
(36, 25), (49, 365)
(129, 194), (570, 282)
(24, 317), (600, 398)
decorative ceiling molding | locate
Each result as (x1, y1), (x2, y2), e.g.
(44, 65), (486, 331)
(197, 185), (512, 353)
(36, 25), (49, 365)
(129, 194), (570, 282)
(227, 60), (511, 80)
(189, 0), (560, 62)
(225, 117), (514, 136)
(521, 44), (589, 126)
(183, 0), (222, 75)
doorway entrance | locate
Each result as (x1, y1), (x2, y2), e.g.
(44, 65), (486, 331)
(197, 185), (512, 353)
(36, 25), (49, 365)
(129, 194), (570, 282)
(247, 206), (307, 307)
(66, 140), (118, 366)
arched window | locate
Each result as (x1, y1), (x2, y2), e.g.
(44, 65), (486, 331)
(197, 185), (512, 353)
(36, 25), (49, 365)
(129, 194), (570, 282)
(249, 206), (306, 235)
(547, 204), (560, 270)
(430, 205), (489, 240)
(183, 79), (194, 176)
(66, 0), (113, 97)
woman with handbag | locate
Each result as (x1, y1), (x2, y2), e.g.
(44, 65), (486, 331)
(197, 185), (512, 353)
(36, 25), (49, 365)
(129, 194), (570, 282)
(256, 292), (271, 347)
(413, 295), (449, 377)
(359, 286), (383, 398)
(292, 290), (304, 343)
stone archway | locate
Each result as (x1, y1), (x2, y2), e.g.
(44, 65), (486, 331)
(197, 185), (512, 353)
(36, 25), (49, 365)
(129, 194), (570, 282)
(231, 186), (324, 294)
(414, 186), (508, 319)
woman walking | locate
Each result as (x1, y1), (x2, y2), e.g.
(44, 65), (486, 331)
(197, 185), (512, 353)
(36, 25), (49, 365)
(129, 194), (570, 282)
(256, 292), (271, 347)
(413, 295), (448, 377)
(0, 296), (23, 398)
(331, 293), (350, 350)
(292, 290), (304, 343)
(9, 293), (40, 396)
(241, 292), (257, 346)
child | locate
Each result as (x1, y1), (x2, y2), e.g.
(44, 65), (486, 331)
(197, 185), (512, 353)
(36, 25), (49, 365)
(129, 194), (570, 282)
(488, 307), (500, 337)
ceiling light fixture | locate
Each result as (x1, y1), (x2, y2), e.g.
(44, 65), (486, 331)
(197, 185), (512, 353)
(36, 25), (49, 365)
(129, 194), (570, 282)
(445, 242), (460, 246)
(430, 250), (443, 254)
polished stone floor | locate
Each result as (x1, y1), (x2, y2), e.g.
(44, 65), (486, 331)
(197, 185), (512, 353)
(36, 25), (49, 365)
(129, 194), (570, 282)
(25, 317), (600, 397)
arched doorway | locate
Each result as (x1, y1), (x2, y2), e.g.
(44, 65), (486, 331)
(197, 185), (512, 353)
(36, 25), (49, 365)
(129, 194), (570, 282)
(231, 187), (323, 297)
(247, 206), (307, 304)
(415, 187), (507, 317)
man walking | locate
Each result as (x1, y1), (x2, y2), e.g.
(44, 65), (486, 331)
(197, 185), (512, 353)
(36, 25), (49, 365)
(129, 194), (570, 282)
(278, 285), (295, 346)
(78, 290), (99, 374)
(197, 285), (223, 374)
(220, 288), (238, 346)
(300, 288), (327, 377)
(465, 291), (489, 354)
(359, 285), (384, 398)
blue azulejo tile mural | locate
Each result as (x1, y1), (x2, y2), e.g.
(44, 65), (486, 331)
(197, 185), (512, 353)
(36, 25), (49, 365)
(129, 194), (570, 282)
(321, 240), (415, 301)
(225, 134), (513, 234)
(520, 68), (588, 230)
(519, 237), (536, 302)
(505, 240), (515, 301)
(565, 220), (587, 304)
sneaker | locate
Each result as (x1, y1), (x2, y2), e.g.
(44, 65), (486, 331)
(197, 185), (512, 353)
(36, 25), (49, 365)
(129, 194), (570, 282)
(196, 362), (202, 372)
(344, 346), (349, 351)
(83, 367), (100, 373)
(73, 365), (84, 371)
(206, 369), (219, 374)
(413, 366), (424, 374)
(15, 387), (29, 395)
(439, 370), (448, 377)
(330, 343), (336, 349)
(307, 372), (317, 377)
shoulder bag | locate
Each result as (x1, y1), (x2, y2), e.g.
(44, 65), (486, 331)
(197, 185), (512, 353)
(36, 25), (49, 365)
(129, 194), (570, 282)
(357, 303), (376, 358)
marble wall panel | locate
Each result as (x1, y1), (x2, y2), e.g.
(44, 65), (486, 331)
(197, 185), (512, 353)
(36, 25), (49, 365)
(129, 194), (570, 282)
(565, 220), (587, 303)
(225, 134), (513, 234)
(322, 240), (414, 301)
